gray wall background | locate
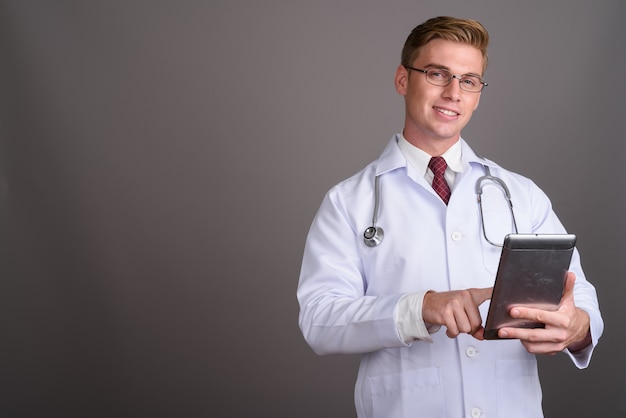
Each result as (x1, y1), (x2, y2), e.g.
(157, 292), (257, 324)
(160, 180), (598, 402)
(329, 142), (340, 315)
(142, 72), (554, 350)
(1, 1), (624, 417)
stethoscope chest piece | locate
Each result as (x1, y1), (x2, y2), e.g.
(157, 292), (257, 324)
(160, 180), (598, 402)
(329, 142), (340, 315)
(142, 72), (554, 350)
(363, 226), (384, 247)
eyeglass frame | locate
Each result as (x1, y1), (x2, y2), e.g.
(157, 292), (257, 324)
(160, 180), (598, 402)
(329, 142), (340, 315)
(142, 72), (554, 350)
(404, 65), (488, 93)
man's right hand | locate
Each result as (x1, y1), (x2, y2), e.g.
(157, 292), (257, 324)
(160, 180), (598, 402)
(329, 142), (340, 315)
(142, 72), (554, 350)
(422, 287), (493, 339)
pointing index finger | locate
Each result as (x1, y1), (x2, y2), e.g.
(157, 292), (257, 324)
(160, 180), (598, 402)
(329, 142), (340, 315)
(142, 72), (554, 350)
(472, 287), (493, 306)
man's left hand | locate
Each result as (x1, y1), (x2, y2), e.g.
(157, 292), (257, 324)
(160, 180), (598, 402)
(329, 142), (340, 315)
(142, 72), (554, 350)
(497, 272), (591, 354)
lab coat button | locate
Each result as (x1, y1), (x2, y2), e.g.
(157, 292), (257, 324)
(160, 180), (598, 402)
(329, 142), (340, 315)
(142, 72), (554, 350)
(471, 407), (482, 417)
(451, 231), (463, 241)
(465, 346), (477, 358)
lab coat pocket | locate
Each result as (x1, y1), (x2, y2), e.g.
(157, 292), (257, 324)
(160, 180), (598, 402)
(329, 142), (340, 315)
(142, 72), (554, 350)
(495, 359), (543, 417)
(369, 367), (445, 418)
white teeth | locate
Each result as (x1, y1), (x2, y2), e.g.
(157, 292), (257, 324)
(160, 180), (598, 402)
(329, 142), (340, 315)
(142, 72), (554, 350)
(436, 108), (458, 116)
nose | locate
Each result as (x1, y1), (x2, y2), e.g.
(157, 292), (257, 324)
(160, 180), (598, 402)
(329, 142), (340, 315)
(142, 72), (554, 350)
(442, 76), (462, 100)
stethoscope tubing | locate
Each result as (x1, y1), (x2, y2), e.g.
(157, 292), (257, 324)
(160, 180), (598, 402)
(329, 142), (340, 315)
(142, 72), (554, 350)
(363, 165), (518, 247)
(363, 175), (384, 247)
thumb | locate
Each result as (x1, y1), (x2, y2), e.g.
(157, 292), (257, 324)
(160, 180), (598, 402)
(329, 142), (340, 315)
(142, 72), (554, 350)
(561, 271), (576, 302)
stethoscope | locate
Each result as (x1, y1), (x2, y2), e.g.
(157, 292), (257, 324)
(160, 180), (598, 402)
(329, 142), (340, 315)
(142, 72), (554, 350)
(363, 165), (518, 247)
(363, 175), (385, 247)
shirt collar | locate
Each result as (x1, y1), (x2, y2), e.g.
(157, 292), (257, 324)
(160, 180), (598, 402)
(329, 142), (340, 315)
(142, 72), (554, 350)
(374, 134), (499, 178)
(397, 134), (464, 175)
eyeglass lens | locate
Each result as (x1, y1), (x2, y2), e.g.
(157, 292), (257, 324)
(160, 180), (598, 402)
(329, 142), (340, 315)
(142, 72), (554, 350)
(426, 68), (484, 92)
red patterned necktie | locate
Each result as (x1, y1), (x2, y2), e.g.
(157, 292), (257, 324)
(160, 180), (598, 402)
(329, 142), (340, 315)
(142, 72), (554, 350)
(428, 156), (451, 205)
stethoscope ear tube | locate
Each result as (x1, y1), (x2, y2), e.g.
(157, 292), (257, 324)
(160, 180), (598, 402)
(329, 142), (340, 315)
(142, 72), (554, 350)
(476, 168), (518, 246)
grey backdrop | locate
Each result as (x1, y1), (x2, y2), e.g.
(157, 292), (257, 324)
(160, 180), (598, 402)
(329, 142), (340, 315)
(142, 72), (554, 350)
(1, 1), (624, 417)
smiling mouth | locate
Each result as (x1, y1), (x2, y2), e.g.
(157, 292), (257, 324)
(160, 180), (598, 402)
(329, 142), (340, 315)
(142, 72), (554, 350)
(434, 107), (459, 116)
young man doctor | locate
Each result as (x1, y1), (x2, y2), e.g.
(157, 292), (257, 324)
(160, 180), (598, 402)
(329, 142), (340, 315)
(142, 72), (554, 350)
(297, 16), (603, 418)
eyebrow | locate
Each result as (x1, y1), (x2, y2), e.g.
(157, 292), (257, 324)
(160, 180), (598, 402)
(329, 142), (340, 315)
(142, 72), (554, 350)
(423, 63), (450, 71)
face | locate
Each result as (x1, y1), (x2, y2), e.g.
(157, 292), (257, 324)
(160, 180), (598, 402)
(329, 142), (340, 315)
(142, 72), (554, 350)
(395, 38), (484, 154)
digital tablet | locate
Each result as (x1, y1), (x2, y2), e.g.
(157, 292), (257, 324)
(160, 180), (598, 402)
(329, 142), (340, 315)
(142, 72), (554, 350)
(483, 233), (576, 340)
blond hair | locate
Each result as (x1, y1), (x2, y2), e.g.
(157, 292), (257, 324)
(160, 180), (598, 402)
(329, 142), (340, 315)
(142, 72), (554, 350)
(401, 16), (490, 73)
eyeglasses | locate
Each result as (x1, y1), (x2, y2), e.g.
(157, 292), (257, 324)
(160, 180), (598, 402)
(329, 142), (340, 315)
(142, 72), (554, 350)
(405, 66), (488, 93)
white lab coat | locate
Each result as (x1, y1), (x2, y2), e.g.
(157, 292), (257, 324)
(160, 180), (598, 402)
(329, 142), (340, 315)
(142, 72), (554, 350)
(297, 135), (603, 418)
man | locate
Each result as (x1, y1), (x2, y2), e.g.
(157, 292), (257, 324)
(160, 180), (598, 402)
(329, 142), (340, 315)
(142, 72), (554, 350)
(297, 16), (603, 418)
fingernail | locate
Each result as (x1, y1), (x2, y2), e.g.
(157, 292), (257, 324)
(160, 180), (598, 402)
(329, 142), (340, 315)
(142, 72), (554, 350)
(510, 308), (520, 317)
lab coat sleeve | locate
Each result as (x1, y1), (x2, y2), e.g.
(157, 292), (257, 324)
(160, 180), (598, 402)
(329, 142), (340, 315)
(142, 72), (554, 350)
(297, 188), (408, 355)
(527, 179), (604, 368)
(565, 248), (604, 368)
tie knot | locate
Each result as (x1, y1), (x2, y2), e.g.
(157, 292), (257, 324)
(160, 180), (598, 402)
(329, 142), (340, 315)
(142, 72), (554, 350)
(429, 156), (447, 176)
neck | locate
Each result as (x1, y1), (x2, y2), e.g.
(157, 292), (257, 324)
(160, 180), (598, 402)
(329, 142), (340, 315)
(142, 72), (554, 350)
(402, 131), (460, 156)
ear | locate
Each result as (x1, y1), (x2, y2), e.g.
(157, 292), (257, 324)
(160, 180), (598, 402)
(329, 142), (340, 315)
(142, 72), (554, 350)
(394, 65), (409, 96)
